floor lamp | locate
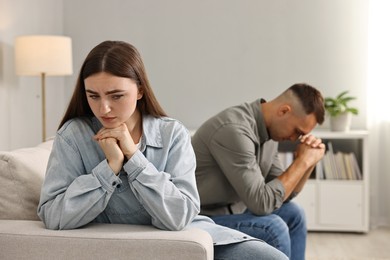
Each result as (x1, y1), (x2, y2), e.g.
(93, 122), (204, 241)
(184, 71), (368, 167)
(15, 35), (73, 142)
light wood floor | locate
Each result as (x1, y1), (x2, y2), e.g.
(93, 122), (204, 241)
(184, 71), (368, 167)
(306, 227), (390, 260)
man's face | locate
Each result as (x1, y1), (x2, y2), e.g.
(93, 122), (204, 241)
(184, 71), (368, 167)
(268, 112), (317, 142)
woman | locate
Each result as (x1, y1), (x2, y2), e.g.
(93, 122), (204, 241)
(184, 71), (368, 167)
(37, 40), (287, 260)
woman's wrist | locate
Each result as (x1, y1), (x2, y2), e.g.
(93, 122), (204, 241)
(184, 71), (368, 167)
(108, 158), (124, 175)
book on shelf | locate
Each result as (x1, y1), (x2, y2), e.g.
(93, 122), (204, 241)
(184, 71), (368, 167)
(350, 152), (362, 180)
(321, 152), (332, 179)
(343, 153), (354, 180)
(335, 152), (348, 179)
(278, 142), (363, 181)
(320, 141), (362, 180)
(323, 142), (339, 179)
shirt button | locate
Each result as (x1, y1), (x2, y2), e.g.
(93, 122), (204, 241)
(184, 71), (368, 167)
(243, 236), (248, 239)
(112, 181), (117, 186)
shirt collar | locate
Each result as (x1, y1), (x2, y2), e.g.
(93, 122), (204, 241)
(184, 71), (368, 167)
(141, 114), (163, 149)
(252, 98), (270, 144)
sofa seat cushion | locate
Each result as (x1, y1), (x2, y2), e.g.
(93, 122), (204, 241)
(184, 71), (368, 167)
(0, 140), (53, 220)
(0, 220), (213, 260)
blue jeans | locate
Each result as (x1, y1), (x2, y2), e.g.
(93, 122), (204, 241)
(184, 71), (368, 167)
(211, 201), (307, 260)
(214, 240), (289, 260)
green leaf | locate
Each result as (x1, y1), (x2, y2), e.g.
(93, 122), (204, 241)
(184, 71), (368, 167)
(324, 90), (359, 117)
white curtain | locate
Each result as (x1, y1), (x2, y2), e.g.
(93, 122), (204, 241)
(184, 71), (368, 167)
(367, 0), (390, 227)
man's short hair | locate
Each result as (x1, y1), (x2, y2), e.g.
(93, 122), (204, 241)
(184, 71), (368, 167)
(288, 83), (325, 124)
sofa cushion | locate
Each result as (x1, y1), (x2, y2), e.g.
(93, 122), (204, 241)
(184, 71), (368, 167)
(0, 220), (213, 260)
(0, 140), (53, 220)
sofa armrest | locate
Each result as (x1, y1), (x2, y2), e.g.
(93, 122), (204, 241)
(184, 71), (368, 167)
(0, 220), (213, 260)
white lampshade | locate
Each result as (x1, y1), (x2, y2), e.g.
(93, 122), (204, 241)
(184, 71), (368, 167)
(15, 35), (73, 76)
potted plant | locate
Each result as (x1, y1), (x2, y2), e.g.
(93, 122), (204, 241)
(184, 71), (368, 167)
(324, 90), (358, 131)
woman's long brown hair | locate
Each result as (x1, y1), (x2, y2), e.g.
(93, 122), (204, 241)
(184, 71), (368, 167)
(59, 41), (167, 129)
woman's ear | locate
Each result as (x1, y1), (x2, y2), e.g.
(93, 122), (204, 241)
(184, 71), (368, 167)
(137, 87), (144, 100)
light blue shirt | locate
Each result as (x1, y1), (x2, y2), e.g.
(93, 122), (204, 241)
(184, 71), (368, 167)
(38, 115), (255, 245)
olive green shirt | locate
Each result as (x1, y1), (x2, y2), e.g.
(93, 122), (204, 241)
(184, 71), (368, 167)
(192, 99), (285, 216)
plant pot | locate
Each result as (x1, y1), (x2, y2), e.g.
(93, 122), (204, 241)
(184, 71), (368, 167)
(329, 112), (352, 131)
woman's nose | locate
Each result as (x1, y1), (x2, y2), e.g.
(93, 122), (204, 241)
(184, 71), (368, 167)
(100, 100), (111, 114)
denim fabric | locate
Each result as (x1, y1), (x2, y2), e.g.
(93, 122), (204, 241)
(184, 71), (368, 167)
(211, 201), (307, 260)
(38, 115), (200, 230)
(214, 240), (288, 260)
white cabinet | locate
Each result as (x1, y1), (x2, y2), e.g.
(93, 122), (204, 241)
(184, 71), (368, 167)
(294, 182), (316, 227)
(279, 130), (369, 232)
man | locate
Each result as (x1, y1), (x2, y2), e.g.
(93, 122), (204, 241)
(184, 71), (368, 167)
(192, 83), (326, 260)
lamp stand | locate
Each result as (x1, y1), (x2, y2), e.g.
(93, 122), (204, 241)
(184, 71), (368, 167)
(41, 72), (46, 142)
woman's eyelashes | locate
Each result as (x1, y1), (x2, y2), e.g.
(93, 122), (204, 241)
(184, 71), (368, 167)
(88, 94), (99, 100)
(87, 94), (124, 100)
(111, 94), (124, 100)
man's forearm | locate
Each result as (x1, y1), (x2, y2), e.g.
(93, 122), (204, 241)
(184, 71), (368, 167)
(277, 156), (312, 200)
(279, 135), (325, 200)
(292, 165), (315, 195)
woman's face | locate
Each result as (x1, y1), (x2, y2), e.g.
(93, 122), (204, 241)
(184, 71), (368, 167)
(84, 72), (143, 129)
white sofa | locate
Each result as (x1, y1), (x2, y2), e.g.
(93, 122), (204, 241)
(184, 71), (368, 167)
(0, 140), (213, 260)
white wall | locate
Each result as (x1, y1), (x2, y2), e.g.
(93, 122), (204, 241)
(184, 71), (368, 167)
(63, 0), (368, 131)
(0, 0), (68, 150)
